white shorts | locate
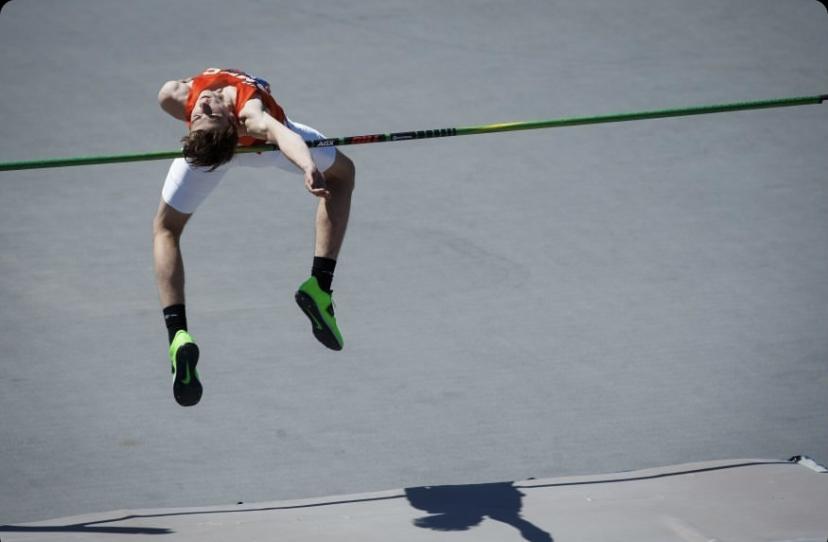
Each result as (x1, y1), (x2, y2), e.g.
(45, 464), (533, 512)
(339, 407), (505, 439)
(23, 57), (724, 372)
(161, 119), (337, 214)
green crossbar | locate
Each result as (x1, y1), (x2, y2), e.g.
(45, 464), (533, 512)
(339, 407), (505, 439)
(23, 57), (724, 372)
(1, 94), (825, 172)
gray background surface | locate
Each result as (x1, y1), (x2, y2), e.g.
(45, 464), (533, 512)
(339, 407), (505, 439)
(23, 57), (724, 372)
(1, 0), (827, 525)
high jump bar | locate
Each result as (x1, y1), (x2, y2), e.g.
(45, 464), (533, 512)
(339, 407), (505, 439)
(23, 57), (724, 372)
(1, 94), (825, 172)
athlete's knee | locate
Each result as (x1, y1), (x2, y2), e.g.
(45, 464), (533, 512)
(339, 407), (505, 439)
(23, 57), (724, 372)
(325, 152), (355, 193)
(338, 152), (355, 180)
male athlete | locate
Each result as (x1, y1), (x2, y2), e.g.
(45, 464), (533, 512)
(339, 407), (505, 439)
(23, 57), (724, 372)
(155, 68), (355, 406)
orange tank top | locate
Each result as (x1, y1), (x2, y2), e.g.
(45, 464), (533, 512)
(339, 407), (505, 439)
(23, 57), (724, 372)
(185, 68), (287, 147)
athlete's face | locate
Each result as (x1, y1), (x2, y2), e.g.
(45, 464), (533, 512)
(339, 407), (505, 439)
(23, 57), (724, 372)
(189, 90), (233, 132)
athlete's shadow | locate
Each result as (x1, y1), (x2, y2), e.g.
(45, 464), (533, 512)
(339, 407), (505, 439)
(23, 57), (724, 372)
(405, 481), (553, 542)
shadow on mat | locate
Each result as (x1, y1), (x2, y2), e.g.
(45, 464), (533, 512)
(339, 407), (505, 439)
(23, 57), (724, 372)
(0, 524), (171, 535)
(405, 481), (553, 542)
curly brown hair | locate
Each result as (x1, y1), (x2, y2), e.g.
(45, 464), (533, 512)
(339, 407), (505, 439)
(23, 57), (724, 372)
(181, 125), (239, 171)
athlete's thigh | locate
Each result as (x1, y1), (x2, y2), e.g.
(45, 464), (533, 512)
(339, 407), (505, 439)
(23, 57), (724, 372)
(153, 198), (192, 236)
(161, 157), (229, 214)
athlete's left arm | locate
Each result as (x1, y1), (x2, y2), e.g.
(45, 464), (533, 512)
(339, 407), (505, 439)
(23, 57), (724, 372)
(240, 99), (329, 198)
(157, 80), (190, 121)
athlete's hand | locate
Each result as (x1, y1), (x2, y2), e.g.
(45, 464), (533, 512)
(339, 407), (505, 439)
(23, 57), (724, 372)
(305, 167), (330, 199)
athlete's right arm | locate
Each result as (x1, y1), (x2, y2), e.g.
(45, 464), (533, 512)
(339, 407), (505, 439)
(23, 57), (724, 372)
(157, 80), (190, 121)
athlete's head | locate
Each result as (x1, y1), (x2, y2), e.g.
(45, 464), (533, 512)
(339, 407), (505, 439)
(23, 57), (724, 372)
(181, 90), (238, 171)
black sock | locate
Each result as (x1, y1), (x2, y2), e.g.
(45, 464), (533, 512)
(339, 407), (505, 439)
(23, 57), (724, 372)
(312, 257), (336, 293)
(163, 304), (188, 344)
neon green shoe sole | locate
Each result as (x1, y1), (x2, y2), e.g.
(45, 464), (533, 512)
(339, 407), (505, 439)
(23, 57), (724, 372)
(169, 330), (202, 406)
(295, 276), (344, 351)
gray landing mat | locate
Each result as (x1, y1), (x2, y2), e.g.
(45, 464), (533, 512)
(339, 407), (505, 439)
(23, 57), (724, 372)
(1, 457), (827, 542)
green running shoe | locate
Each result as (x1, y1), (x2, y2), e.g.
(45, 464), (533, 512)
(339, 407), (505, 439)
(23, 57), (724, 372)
(169, 330), (202, 406)
(295, 276), (344, 351)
